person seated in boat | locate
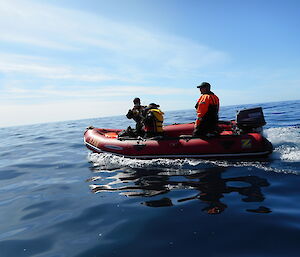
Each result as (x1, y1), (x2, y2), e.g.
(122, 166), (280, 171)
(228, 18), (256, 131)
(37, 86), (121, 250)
(143, 103), (164, 138)
(193, 82), (220, 138)
(126, 97), (146, 136)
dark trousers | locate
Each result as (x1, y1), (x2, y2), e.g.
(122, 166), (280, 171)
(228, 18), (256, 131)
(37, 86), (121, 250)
(135, 122), (145, 136)
(193, 122), (218, 137)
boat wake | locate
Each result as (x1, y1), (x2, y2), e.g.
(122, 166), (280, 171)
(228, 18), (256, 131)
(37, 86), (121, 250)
(265, 126), (300, 162)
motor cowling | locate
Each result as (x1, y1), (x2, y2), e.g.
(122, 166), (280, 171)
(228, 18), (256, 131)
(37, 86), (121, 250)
(236, 107), (266, 132)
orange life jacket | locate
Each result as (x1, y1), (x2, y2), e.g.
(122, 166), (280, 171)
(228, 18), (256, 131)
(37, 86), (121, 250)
(195, 92), (219, 127)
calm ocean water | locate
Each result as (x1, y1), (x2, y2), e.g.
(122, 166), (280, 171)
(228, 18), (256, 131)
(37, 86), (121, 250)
(0, 100), (300, 257)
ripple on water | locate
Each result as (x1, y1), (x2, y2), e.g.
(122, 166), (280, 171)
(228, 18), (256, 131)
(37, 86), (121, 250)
(0, 236), (54, 257)
(0, 170), (26, 180)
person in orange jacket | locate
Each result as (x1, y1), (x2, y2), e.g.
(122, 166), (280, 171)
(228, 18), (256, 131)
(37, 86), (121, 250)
(193, 82), (220, 137)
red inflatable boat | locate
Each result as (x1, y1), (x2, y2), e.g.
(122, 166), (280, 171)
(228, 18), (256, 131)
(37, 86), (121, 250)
(84, 108), (273, 159)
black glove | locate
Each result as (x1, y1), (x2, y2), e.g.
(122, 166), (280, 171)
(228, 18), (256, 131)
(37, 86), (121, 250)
(126, 109), (133, 119)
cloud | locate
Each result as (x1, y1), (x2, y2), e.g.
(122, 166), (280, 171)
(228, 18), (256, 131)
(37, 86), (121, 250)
(0, 84), (194, 102)
(0, 53), (131, 82)
(0, 0), (229, 73)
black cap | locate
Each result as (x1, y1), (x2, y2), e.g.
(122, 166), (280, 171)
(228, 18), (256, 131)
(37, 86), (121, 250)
(148, 103), (160, 108)
(197, 82), (211, 89)
(133, 97), (140, 104)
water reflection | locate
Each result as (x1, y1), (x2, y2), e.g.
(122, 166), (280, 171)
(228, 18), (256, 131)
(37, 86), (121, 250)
(88, 167), (271, 215)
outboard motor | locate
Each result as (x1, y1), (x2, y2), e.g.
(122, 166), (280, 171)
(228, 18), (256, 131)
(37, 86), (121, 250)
(236, 107), (266, 133)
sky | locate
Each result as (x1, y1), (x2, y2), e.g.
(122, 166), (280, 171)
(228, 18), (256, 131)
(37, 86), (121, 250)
(0, 0), (299, 127)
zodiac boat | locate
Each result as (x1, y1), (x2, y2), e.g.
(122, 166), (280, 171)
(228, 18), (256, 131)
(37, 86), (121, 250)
(84, 107), (273, 159)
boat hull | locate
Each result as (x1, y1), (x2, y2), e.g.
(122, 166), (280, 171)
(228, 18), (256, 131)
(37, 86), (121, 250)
(83, 123), (273, 159)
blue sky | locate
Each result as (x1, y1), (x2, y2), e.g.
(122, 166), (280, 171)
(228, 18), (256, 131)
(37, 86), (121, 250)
(0, 0), (299, 127)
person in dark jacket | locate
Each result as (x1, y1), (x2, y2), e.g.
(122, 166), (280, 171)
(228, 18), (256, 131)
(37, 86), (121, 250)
(193, 82), (220, 137)
(126, 97), (146, 136)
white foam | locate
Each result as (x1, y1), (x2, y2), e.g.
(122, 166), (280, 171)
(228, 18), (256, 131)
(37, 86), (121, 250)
(265, 127), (300, 162)
(88, 152), (298, 175)
(88, 152), (209, 171)
(265, 127), (300, 145)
